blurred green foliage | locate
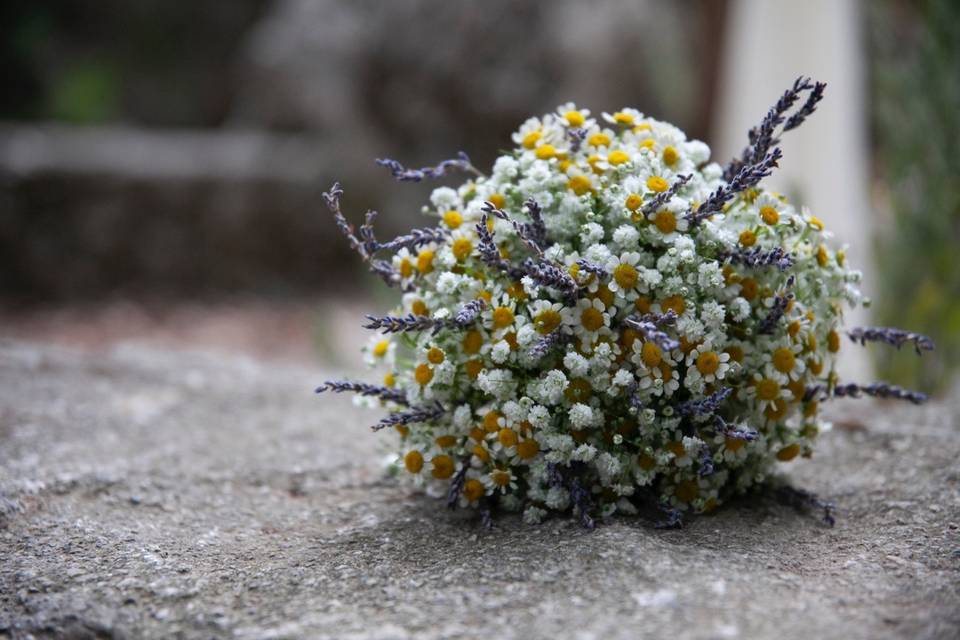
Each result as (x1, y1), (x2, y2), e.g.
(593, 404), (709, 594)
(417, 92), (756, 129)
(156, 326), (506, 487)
(869, 0), (960, 393)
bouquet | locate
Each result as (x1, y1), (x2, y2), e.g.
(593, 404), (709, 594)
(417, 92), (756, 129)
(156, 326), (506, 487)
(318, 78), (932, 528)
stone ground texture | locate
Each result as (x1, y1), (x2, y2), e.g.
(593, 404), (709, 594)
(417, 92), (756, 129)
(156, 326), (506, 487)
(0, 341), (958, 639)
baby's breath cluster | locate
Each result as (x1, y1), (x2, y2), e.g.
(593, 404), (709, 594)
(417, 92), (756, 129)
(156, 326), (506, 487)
(319, 78), (931, 528)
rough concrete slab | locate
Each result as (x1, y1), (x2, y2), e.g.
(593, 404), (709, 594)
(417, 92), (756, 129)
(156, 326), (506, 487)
(0, 341), (957, 639)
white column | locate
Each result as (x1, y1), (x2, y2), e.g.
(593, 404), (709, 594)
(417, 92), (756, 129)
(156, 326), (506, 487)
(714, 0), (872, 381)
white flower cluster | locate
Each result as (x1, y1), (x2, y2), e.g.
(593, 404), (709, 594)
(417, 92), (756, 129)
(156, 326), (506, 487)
(347, 100), (864, 524)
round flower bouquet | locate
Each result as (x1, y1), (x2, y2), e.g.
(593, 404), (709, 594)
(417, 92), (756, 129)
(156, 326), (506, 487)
(318, 77), (931, 528)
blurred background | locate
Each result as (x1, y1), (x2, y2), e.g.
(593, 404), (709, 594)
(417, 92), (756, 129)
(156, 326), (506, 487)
(1, 0), (957, 393)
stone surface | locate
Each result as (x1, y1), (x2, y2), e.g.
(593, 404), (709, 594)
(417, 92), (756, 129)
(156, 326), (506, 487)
(0, 340), (958, 639)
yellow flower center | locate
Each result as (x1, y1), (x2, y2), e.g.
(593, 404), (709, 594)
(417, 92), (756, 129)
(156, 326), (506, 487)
(416, 249), (434, 274)
(565, 378), (592, 403)
(431, 455), (454, 479)
(580, 307), (604, 331)
(463, 478), (485, 502)
(634, 296), (652, 314)
(654, 210), (677, 234)
(827, 330), (840, 353)
(613, 111), (635, 126)
(535, 144), (556, 160)
(411, 299), (429, 316)
(415, 363), (434, 386)
(625, 193), (643, 211)
(491, 470), (512, 487)
(647, 176), (669, 193)
(483, 411), (502, 433)
(517, 439), (539, 460)
(614, 263), (639, 290)
(760, 206), (780, 225)
(522, 131), (541, 149)
(639, 138), (656, 150)
(607, 150), (630, 165)
(488, 193), (506, 209)
(725, 438), (745, 452)
(472, 444), (490, 463)
(373, 339), (390, 357)
(641, 342), (662, 368)
(661, 295), (686, 315)
(462, 330), (483, 355)
(725, 345), (744, 362)
(817, 244), (829, 267)
(564, 111), (585, 127)
(739, 230), (757, 247)
(638, 454), (656, 470)
(739, 278), (758, 301)
(399, 258), (413, 279)
(756, 378), (780, 401)
(464, 359), (483, 379)
(403, 450), (423, 474)
(772, 347), (796, 373)
(662, 145), (679, 166)
(568, 175), (592, 196)
(593, 284), (615, 307)
(588, 132), (611, 147)
(675, 479), (699, 503)
(443, 210), (463, 228)
(696, 351), (720, 375)
(492, 306), (515, 329)
(498, 428), (518, 448)
(534, 309), (562, 335)
(452, 237), (473, 261)
(435, 434), (457, 448)
(808, 216), (824, 230)
(383, 372), (395, 386)
(427, 347), (445, 364)
(776, 443), (801, 462)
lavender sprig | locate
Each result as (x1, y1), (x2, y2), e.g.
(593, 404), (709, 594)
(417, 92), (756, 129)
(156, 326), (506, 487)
(678, 387), (733, 418)
(697, 447), (715, 477)
(371, 401), (445, 431)
(721, 246), (795, 271)
(476, 212), (523, 277)
(830, 382), (928, 405)
(521, 258), (579, 302)
(528, 329), (567, 360)
(363, 313), (444, 334)
(641, 174), (692, 216)
(524, 198), (548, 248)
(375, 151), (480, 182)
(575, 259), (609, 280)
(323, 182), (400, 287)
(446, 459), (470, 509)
(452, 298), (487, 327)
(567, 128), (587, 154)
(757, 275), (796, 335)
(847, 326), (935, 356)
(654, 501), (683, 529)
(568, 476), (595, 530)
(624, 310), (680, 352)
(375, 226), (449, 252)
(713, 416), (759, 441)
(723, 77), (818, 182)
(315, 380), (408, 406)
(775, 484), (835, 527)
(783, 81), (827, 132)
(687, 148), (783, 227)
(482, 201), (543, 256)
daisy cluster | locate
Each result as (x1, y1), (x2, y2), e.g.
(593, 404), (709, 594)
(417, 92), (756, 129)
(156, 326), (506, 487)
(318, 78), (931, 528)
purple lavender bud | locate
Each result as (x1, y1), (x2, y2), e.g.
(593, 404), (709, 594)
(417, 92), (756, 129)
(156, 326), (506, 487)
(315, 380), (408, 406)
(722, 246), (795, 271)
(375, 151), (476, 182)
(641, 174), (692, 216)
(567, 128), (587, 153)
(568, 476), (595, 530)
(688, 149), (783, 227)
(371, 401), (445, 431)
(452, 298), (487, 327)
(375, 226), (449, 252)
(521, 258), (579, 302)
(678, 387), (733, 418)
(482, 201), (544, 256)
(830, 382), (928, 405)
(713, 416), (758, 441)
(846, 327), (935, 355)
(528, 329), (567, 360)
(524, 198), (549, 248)
(654, 501), (683, 529)
(757, 275), (796, 335)
(697, 447), (715, 477)
(322, 182), (401, 288)
(624, 311), (681, 352)
(446, 459), (470, 509)
(576, 259), (609, 280)
(362, 313), (441, 334)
